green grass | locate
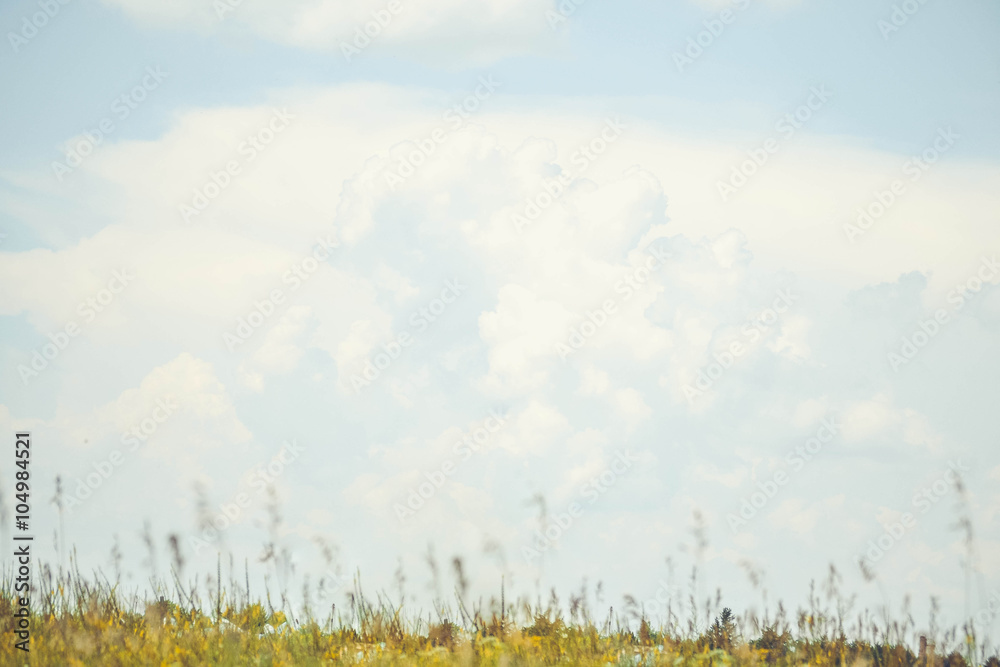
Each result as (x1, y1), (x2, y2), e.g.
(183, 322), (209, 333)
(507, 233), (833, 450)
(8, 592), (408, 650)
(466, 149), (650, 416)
(1, 558), (997, 666)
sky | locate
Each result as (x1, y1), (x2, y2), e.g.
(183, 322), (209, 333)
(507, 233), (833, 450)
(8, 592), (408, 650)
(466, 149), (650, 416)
(1, 0), (999, 642)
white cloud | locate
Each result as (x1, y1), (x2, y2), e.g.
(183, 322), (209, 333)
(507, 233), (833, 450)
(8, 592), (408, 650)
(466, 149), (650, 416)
(93, 353), (251, 467)
(374, 263), (420, 304)
(577, 364), (609, 396)
(840, 393), (945, 453)
(495, 400), (570, 457)
(769, 494), (845, 536)
(478, 285), (575, 393)
(692, 462), (745, 488)
(613, 387), (652, 429)
(238, 305), (313, 390)
(767, 314), (811, 362)
(3, 80), (999, 621)
(101, 0), (560, 65)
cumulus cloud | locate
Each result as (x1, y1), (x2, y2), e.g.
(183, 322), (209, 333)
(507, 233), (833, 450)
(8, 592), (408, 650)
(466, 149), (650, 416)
(2, 80), (998, 617)
(100, 0), (561, 65)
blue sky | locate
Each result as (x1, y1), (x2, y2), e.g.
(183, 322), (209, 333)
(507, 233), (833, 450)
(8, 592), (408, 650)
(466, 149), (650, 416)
(1, 0), (999, 643)
(2, 0), (999, 169)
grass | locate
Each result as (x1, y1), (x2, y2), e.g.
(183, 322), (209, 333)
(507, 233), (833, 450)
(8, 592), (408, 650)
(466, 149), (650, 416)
(2, 484), (992, 664)
(1, 555), (997, 666)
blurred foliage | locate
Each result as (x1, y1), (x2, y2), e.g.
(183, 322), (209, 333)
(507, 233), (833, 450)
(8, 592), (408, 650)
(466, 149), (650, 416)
(2, 564), (997, 666)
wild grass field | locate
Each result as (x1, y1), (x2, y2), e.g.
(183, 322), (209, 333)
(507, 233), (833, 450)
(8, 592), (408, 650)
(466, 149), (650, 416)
(2, 553), (998, 667)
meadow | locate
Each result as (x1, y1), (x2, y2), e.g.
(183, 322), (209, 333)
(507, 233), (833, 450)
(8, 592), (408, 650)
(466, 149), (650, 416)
(2, 553), (997, 666)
